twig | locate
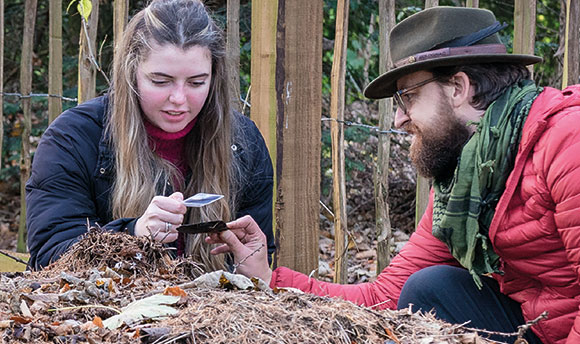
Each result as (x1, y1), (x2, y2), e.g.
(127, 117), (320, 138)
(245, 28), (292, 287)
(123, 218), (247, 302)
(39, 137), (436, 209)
(232, 243), (265, 274)
(516, 311), (548, 342)
(241, 84), (251, 115)
(79, 2), (111, 86)
(368, 298), (392, 309)
(0, 250), (28, 265)
(463, 310), (547, 341)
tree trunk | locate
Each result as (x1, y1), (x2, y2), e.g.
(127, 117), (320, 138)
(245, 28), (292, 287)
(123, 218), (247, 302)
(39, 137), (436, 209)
(17, 0), (38, 253)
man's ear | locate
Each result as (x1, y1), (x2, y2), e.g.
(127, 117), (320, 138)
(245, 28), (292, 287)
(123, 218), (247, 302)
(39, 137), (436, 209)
(448, 72), (471, 108)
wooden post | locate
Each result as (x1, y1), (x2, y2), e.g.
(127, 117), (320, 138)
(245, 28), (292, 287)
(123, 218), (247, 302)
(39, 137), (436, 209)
(414, 0), (439, 228)
(513, 0), (536, 76)
(330, 0), (349, 284)
(466, 0), (479, 7)
(0, 0), (4, 165)
(48, 0), (63, 123)
(274, 0), (322, 274)
(562, 0), (579, 89)
(425, 0), (438, 8)
(250, 0), (278, 265)
(78, 0), (99, 103)
(227, 0), (241, 112)
(250, 0), (277, 158)
(113, 0), (128, 49)
(375, 0), (395, 274)
(17, 0), (37, 253)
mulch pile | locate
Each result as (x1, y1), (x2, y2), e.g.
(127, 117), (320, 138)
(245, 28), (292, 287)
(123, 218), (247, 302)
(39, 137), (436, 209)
(1, 230), (509, 343)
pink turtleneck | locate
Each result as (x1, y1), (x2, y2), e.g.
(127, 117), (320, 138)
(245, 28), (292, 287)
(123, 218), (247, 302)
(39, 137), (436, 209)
(144, 117), (198, 178)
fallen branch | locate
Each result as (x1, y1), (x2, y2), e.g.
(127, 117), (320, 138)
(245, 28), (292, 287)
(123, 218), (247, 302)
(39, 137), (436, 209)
(0, 250), (27, 265)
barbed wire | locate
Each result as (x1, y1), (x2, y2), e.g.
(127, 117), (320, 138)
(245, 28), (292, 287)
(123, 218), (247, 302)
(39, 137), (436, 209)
(321, 117), (407, 135)
(1, 92), (78, 103)
(237, 92), (407, 136)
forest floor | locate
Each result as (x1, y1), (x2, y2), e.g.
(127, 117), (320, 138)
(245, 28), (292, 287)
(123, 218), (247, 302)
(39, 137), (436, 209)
(0, 230), (499, 344)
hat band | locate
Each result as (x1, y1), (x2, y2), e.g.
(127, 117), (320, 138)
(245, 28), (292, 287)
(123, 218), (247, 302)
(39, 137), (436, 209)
(393, 44), (507, 68)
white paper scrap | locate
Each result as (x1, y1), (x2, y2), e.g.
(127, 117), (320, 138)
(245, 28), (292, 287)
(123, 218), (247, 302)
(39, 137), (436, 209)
(183, 193), (224, 207)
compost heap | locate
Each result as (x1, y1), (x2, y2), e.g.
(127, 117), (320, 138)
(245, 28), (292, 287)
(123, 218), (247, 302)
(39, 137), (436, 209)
(1, 229), (512, 343)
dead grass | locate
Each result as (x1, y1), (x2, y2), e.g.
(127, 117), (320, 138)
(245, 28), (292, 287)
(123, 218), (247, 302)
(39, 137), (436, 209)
(0, 228), (508, 344)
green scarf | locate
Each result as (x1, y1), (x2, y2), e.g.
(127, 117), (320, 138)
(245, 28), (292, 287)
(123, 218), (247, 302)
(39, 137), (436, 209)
(432, 80), (542, 288)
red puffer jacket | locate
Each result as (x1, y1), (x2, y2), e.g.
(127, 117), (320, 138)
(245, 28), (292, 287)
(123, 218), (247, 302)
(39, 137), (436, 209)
(270, 85), (580, 344)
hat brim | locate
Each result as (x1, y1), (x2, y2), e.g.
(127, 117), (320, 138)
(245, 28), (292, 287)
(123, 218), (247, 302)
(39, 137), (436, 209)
(363, 54), (543, 99)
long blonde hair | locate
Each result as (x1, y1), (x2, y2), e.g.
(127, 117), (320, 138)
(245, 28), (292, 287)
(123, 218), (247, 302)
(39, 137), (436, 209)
(106, 0), (236, 270)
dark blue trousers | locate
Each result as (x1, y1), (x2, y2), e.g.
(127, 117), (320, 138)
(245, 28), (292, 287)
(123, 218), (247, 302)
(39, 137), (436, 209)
(397, 265), (543, 343)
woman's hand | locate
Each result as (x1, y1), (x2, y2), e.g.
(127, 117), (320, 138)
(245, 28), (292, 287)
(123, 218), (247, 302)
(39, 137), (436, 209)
(135, 192), (186, 243)
(206, 215), (272, 285)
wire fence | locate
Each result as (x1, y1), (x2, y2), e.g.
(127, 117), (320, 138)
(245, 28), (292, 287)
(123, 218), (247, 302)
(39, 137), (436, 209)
(0, 93), (408, 138)
(0, 92), (77, 103)
(321, 117), (407, 136)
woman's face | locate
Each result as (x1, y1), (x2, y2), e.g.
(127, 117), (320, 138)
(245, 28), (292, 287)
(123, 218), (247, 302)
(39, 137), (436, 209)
(136, 43), (212, 133)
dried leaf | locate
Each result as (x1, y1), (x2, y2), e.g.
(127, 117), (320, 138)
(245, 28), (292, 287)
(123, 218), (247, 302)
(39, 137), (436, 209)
(60, 283), (71, 293)
(53, 323), (74, 336)
(10, 316), (32, 324)
(384, 326), (400, 344)
(29, 300), (48, 314)
(102, 294), (180, 330)
(80, 320), (98, 332)
(354, 249), (376, 260)
(163, 286), (187, 297)
(20, 300), (32, 318)
(193, 270), (257, 291)
(272, 287), (304, 295)
(22, 293), (60, 304)
(92, 316), (103, 328)
(0, 320), (12, 328)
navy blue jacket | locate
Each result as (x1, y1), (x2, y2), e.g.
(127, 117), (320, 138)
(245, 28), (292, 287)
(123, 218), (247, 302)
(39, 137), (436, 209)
(26, 96), (275, 269)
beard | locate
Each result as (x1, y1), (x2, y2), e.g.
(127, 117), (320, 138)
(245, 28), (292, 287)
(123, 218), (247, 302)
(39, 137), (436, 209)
(404, 97), (471, 183)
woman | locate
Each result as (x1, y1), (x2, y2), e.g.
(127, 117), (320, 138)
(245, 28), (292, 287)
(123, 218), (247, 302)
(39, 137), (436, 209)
(26, 0), (275, 270)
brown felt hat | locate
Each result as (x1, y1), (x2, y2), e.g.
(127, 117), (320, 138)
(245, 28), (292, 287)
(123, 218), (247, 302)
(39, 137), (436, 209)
(363, 6), (542, 99)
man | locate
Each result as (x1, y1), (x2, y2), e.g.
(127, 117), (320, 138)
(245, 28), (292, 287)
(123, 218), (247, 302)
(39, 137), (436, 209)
(207, 6), (580, 344)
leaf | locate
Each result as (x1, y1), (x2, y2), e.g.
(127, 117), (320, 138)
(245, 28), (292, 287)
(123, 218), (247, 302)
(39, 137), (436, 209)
(60, 283), (70, 293)
(77, 0), (93, 21)
(10, 316), (32, 324)
(92, 316), (103, 328)
(20, 300), (32, 318)
(163, 286), (187, 297)
(193, 270), (256, 291)
(102, 294), (180, 330)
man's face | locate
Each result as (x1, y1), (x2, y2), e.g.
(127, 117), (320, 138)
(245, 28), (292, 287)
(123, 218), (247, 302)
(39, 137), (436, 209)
(394, 71), (470, 182)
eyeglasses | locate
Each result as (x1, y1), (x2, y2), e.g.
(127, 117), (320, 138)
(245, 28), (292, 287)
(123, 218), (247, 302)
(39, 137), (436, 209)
(393, 76), (440, 114)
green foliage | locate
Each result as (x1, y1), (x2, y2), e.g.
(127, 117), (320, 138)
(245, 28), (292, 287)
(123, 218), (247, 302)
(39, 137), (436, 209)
(1, 99), (48, 191)
(0, 0), (567, 197)
(67, 0), (93, 22)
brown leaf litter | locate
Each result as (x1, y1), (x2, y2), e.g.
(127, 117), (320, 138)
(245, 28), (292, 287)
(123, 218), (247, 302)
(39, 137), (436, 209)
(0, 229), (517, 343)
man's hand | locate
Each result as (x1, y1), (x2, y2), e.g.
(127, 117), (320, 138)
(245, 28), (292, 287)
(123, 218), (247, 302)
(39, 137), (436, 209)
(135, 192), (186, 243)
(206, 215), (272, 285)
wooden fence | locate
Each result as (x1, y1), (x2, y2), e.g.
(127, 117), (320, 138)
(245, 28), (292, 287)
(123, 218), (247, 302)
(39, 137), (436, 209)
(2, 0), (579, 279)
